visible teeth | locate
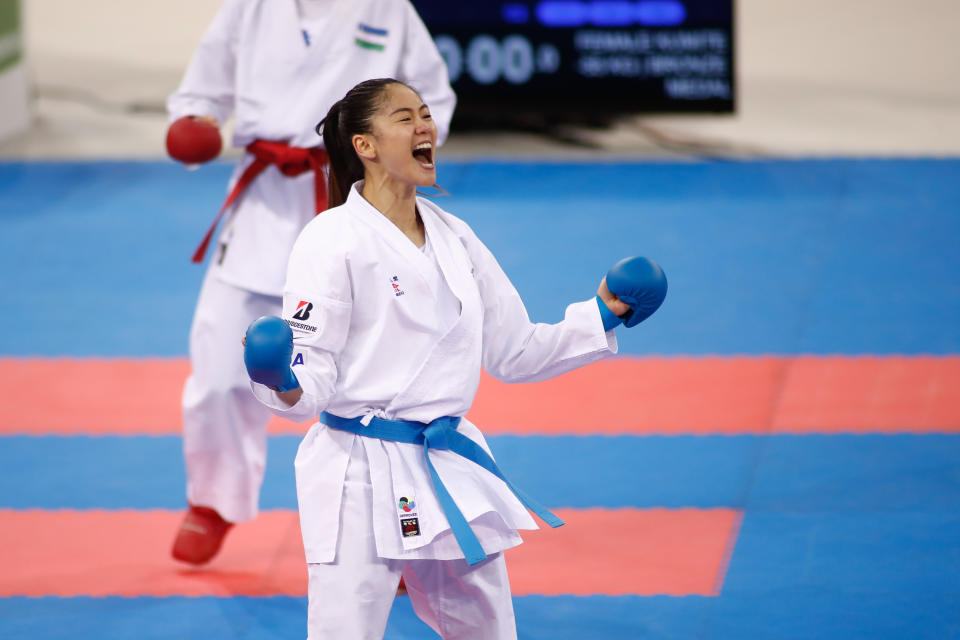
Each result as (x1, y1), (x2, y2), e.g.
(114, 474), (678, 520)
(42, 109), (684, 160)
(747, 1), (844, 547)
(414, 142), (432, 150)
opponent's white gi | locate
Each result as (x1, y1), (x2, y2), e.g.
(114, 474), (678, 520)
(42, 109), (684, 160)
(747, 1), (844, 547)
(168, 0), (456, 523)
(252, 183), (618, 638)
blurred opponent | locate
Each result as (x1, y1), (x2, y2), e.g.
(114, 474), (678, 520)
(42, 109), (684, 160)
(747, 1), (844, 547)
(166, 0), (455, 565)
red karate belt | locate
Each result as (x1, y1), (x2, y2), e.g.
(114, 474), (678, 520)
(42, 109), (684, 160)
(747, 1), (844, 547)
(191, 140), (330, 263)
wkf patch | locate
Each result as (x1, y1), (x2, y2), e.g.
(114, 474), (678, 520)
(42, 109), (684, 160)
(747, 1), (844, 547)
(397, 494), (421, 537)
(398, 496), (416, 514)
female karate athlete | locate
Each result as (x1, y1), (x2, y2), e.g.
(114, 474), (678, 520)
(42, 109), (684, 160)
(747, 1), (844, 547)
(242, 78), (667, 639)
(166, 0), (456, 564)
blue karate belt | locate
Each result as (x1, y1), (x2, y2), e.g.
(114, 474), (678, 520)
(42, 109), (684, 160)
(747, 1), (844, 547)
(320, 411), (564, 566)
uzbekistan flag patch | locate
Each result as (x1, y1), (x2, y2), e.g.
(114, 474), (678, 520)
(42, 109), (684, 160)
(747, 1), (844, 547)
(355, 23), (388, 51)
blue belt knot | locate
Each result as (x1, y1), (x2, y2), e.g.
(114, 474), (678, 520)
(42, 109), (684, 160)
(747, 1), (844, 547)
(320, 411), (563, 566)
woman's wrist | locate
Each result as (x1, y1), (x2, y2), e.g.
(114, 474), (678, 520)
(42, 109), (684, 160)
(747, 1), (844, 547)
(595, 295), (623, 332)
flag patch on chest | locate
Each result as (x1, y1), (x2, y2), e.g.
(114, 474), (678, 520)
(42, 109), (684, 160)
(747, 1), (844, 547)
(390, 275), (405, 297)
(355, 23), (387, 51)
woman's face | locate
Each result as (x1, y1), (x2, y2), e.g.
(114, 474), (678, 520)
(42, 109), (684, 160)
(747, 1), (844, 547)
(363, 83), (437, 187)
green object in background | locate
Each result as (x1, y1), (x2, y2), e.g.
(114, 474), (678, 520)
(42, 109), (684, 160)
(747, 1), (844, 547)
(0, 0), (22, 74)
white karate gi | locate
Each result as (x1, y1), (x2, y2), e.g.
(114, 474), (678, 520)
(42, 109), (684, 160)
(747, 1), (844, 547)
(252, 183), (618, 638)
(170, 0), (456, 523)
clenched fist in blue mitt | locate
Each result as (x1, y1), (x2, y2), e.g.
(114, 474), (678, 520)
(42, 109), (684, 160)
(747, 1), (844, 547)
(243, 316), (300, 391)
(601, 257), (668, 328)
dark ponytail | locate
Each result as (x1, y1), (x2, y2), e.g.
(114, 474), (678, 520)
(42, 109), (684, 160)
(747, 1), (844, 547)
(316, 78), (408, 208)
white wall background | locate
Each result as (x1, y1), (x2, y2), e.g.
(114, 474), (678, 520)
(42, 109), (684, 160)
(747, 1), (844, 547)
(3, 0), (958, 158)
(0, 0), (29, 142)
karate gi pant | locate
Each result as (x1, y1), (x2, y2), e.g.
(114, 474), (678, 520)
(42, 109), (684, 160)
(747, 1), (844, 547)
(181, 266), (281, 523)
(306, 440), (518, 640)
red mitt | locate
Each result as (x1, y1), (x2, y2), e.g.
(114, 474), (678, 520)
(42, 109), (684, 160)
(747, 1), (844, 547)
(165, 116), (222, 164)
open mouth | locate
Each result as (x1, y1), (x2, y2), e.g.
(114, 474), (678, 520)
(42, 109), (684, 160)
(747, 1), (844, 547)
(412, 141), (434, 169)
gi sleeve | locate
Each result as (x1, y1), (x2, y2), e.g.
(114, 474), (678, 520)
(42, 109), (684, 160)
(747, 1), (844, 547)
(466, 228), (619, 383)
(249, 221), (353, 420)
(397, 1), (457, 146)
(166, 0), (243, 125)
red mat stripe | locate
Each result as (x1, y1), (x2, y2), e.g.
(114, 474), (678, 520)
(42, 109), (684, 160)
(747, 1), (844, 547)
(0, 507), (740, 597)
(1, 356), (957, 435)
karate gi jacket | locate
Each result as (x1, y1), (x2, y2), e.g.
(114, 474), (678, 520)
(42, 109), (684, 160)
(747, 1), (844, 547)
(167, 0), (456, 295)
(253, 183), (618, 563)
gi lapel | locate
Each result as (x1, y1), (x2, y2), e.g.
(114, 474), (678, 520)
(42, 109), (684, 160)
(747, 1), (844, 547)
(418, 201), (476, 320)
(345, 184), (439, 296)
(384, 200), (484, 416)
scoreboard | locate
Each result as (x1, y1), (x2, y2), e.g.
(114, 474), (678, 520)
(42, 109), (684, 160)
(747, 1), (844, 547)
(411, 0), (735, 121)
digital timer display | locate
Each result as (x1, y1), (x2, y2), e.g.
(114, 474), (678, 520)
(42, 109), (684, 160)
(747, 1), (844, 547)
(412, 0), (735, 117)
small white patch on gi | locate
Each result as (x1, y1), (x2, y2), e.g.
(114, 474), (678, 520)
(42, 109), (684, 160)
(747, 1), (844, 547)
(396, 492), (421, 537)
